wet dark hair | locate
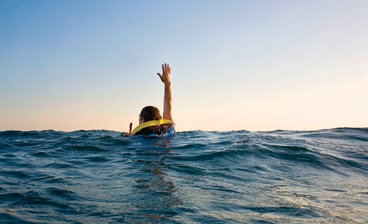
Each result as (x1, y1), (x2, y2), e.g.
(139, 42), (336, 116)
(139, 106), (162, 122)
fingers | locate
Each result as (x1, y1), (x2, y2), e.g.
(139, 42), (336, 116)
(162, 63), (171, 74)
(166, 64), (171, 74)
(157, 73), (162, 79)
(157, 63), (171, 82)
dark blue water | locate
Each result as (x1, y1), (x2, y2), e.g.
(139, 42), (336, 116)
(1, 128), (367, 223)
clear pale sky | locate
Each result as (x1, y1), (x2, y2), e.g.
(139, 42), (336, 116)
(1, 0), (367, 132)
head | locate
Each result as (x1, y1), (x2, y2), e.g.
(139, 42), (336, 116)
(139, 106), (162, 124)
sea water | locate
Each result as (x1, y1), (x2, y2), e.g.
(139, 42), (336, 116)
(0, 128), (367, 223)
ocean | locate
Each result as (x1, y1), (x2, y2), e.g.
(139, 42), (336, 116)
(1, 128), (367, 223)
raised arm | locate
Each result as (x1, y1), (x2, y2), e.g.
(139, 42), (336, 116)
(157, 63), (173, 122)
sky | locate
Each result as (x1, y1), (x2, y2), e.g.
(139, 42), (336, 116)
(1, 0), (367, 132)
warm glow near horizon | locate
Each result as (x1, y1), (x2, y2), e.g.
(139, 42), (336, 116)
(1, 1), (367, 132)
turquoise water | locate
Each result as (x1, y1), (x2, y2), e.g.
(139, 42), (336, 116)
(1, 128), (367, 223)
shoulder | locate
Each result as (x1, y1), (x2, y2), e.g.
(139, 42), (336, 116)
(163, 125), (176, 137)
(131, 120), (175, 137)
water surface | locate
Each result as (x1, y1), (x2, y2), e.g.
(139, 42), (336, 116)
(1, 128), (367, 223)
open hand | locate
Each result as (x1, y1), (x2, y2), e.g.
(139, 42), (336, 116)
(157, 63), (171, 85)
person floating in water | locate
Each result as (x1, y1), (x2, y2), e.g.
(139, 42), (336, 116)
(122, 63), (175, 137)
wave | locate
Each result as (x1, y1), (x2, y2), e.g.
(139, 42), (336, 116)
(0, 128), (367, 223)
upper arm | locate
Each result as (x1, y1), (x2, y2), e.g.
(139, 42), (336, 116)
(163, 108), (173, 122)
(162, 84), (173, 122)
